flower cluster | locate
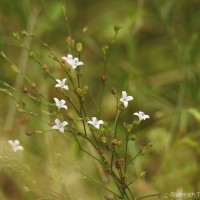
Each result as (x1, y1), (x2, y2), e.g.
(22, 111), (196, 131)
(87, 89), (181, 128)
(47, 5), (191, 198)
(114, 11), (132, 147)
(51, 56), (150, 134)
(5, 29), (154, 199)
(51, 54), (86, 133)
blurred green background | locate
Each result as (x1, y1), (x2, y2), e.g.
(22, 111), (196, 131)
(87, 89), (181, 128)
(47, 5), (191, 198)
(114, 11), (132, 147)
(1, 0), (200, 199)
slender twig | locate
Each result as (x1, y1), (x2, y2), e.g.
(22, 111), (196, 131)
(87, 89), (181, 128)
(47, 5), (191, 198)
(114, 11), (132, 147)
(124, 130), (129, 176)
(126, 151), (142, 167)
(80, 170), (122, 198)
(137, 193), (161, 200)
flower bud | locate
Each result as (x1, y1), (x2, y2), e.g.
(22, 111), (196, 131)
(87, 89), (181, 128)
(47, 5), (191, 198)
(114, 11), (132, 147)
(101, 74), (107, 85)
(111, 138), (118, 145)
(83, 27), (88, 33)
(98, 147), (103, 155)
(29, 51), (34, 58)
(25, 130), (33, 136)
(105, 144), (111, 151)
(104, 168), (111, 175)
(21, 30), (29, 36)
(43, 64), (49, 71)
(76, 42), (83, 52)
(101, 136), (107, 143)
(140, 147), (146, 155)
(114, 160), (120, 169)
(22, 87), (28, 94)
(114, 25), (123, 33)
(140, 171), (146, 178)
(118, 178), (126, 188)
(111, 87), (117, 95)
(13, 32), (20, 41)
(117, 140), (122, 146)
(66, 36), (74, 43)
(31, 82), (36, 89)
(130, 135), (136, 141)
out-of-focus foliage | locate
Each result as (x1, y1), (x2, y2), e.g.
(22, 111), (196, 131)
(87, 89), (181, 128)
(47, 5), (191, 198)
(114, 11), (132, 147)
(1, 0), (200, 199)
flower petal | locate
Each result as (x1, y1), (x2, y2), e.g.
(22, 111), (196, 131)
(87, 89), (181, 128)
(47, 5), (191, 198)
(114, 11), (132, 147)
(123, 101), (128, 108)
(122, 91), (127, 97)
(52, 125), (59, 129)
(14, 140), (19, 145)
(55, 119), (60, 125)
(63, 85), (69, 90)
(59, 127), (64, 133)
(87, 120), (93, 125)
(126, 96), (133, 101)
(62, 121), (68, 126)
(98, 120), (104, 125)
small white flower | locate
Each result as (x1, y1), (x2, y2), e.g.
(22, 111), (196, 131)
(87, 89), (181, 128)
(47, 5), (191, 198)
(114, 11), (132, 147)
(62, 54), (84, 70)
(8, 140), (24, 152)
(54, 98), (68, 110)
(52, 119), (68, 133)
(120, 91), (133, 108)
(87, 117), (104, 129)
(133, 111), (150, 121)
(55, 78), (69, 90)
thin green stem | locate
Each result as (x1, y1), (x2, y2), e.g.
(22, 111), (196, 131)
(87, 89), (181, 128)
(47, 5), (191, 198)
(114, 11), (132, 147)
(124, 130), (129, 177)
(110, 110), (121, 168)
(136, 193), (161, 200)
(110, 171), (124, 197)
(127, 177), (140, 186)
(126, 151), (142, 167)
(98, 29), (120, 118)
(80, 170), (122, 198)
(123, 190), (131, 200)
(71, 131), (104, 165)
(127, 186), (135, 200)
(91, 131), (99, 148)
(98, 84), (105, 118)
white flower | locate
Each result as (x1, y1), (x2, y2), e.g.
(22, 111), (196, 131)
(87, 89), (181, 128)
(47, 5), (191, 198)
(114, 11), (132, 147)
(133, 111), (150, 121)
(62, 54), (84, 70)
(55, 78), (69, 90)
(52, 119), (68, 133)
(8, 140), (24, 152)
(54, 98), (68, 110)
(87, 117), (104, 129)
(120, 91), (133, 108)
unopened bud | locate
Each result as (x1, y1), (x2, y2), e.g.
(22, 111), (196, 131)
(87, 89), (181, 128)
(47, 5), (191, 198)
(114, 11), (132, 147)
(130, 135), (136, 141)
(104, 168), (111, 175)
(22, 87), (28, 94)
(105, 144), (111, 151)
(29, 51), (34, 57)
(140, 147), (146, 155)
(117, 140), (122, 146)
(98, 147), (103, 155)
(111, 138), (118, 145)
(31, 82), (36, 89)
(76, 42), (82, 52)
(66, 36), (74, 44)
(111, 87), (117, 95)
(101, 136), (107, 143)
(114, 25), (123, 33)
(43, 64), (49, 71)
(13, 32), (20, 41)
(21, 30), (29, 36)
(140, 171), (146, 178)
(83, 27), (88, 33)
(101, 74), (107, 84)
(25, 130), (33, 136)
